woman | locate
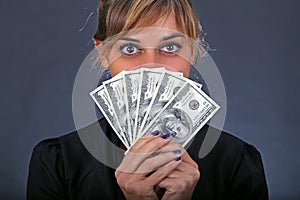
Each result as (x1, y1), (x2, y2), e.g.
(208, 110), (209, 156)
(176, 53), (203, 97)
(27, 0), (269, 199)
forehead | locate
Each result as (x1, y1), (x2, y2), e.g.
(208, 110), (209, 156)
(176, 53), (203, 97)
(142, 13), (182, 32)
(104, 13), (190, 45)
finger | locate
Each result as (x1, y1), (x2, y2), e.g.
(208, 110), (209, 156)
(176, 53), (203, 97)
(116, 158), (182, 191)
(157, 143), (198, 169)
(136, 149), (183, 175)
(159, 176), (185, 200)
(180, 151), (198, 169)
(174, 160), (198, 173)
(162, 188), (176, 200)
(159, 163), (200, 187)
(117, 133), (172, 174)
(130, 133), (172, 154)
(156, 143), (183, 153)
(144, 158), (182, 187)
(129, 130), (161, 152)
(173, 162), (200, 182)
(159, 174), (198, 200)
(159, 177), (181, 200)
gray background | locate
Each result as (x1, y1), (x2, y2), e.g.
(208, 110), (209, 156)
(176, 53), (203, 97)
(1, 0), (299, 199)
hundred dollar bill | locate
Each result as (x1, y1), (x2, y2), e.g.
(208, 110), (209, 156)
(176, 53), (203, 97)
(140, 81), (220, 148)
(135, 68), (165, 141)
(90, 85), (130, 149)
(103, 72), (132, 145)
(138, 71), (188, 137)
(123, 69), (142, 142)
(193, 81), (203, 89)
(138, 71), (201, 137)
(165, 70), (183, 77)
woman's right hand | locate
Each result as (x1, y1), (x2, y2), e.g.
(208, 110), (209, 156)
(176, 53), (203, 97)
(115, 131), (183, 200)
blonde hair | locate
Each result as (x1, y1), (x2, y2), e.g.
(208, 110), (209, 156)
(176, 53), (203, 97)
(94, 0), (202, 41)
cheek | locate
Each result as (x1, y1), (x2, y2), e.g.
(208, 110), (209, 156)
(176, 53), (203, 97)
(109, 59), (141, 76)
(161, 58), (191, 77)
(109, 56), (191, 77)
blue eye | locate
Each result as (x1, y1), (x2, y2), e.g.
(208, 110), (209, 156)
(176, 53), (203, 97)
(119, 43), (141, 56)
(160, 42), (182, 54)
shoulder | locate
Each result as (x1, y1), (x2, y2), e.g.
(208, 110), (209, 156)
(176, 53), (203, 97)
(31, 137), (64, 165)
(32, 119), (106, 158)
(30, 132), (79, 177)
(31, 127), (94, 168)
(32, 131), (79, 158)
(189, 125), (261, 161)
(189, 125), (268, 199)
(189, 125), (265, 175)
(30, 119), (114, 177)
(33, 137), (61, 153)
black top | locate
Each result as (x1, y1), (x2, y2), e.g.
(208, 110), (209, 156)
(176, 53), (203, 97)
(27, 119), (268, 200)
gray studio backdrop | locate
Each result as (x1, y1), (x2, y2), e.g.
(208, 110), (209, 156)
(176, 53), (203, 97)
(1, 0), (299, 199)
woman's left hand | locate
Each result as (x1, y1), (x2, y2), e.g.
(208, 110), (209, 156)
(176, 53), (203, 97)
(157, 144), (200, 200)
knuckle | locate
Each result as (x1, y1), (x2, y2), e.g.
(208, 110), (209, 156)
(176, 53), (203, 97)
(187, 170), (200, 186)
(169, 143), (182, 151)
(116, 174), (126, 187)
(174, 143), (183, 149)
(138, 136), (148, 143)
(174, 181), (186, 192)
(139, 136), (152, 143)
(181, 170), (200, 187)
(186, 176), (195, 186)
(153, 138), (163, 147)
(143, 158), (152, 167)
(124, 180), (136, 193)
(154, 136), (169, 147)
(129, 145), (138, 153)
(130, 137), (149, 153)
(115, 169), (120, 178)
(193, 169), (200, 180)
(139, 187), (152, 197)
(155, 168), (165, 178)
(125, 183), (150, 197)
(192, 160), (199, 169)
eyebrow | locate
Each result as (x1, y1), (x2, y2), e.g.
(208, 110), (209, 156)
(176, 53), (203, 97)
(161, 33), (184, 41)
(118, 37), (140, 43)
(118, 33), (184, 43)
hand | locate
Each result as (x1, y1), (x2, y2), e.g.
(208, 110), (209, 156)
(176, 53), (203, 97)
(157, 143), (200, 200)
(115, 132), (183, 200)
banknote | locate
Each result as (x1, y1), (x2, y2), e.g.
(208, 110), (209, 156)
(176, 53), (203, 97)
(193, 81), (203, 89)
(103, 72), (132, 145)
(90, 68), (216, 149)
(90, 85), (130, 148)
(135, 68), (165, 140)
(123, 69), (142, 142)
(140, 81), (220, 147)
(138, 71), (188, 137)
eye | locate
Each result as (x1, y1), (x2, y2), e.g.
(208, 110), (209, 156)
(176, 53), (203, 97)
(160, 42), (182, 54)
(119, 43), (141, 56)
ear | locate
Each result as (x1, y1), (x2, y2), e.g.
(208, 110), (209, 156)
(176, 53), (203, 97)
(94, 39), (109, 67)
(94, 38), (102, 46)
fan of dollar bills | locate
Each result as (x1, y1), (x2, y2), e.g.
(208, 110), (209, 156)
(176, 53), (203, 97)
(90, 67), (220, 149)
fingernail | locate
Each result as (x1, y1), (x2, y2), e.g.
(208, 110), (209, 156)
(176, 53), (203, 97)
(151, 130), (160, 136)
(161, 133), (170, 139)
(175, 157), (181, 161)
(173, 149), (181, 155)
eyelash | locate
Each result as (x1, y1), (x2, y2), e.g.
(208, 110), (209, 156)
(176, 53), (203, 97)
(159, 42), (182, 54)
(119, 42), (182, 57)
(119, 43), (142, 56)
